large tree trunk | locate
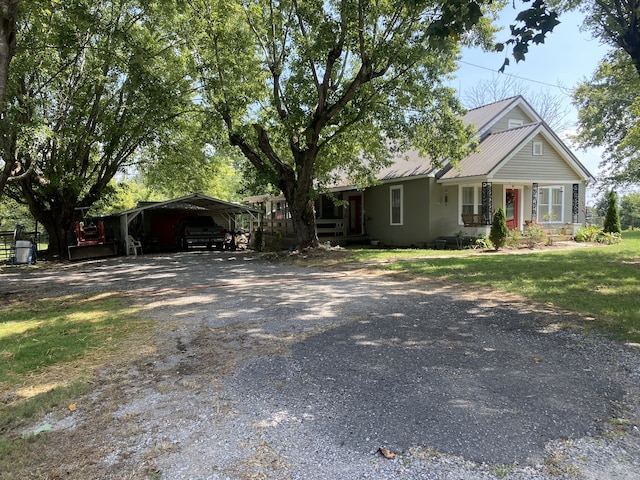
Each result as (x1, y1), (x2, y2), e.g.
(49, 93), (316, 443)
(20, 184), (78, 259)
(36, 213), (75, 260)
(280, 153), (319, 250)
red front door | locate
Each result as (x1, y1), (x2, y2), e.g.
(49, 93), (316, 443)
(506, 188), (519, 230)
(348, 195), (362, 235)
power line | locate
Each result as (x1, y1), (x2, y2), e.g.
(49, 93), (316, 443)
(457, 60), (575, 93)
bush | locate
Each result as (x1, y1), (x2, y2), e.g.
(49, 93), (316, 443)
(489, 207), (508, 251)
(604, 190), (622, 234)
(472, 235), (492, 250)
(575, 225), (601, 242)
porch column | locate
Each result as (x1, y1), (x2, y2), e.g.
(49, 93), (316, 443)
(481, 182), (492, 225)
(531, 183), (539, 222)
(572, 184), (580, 223)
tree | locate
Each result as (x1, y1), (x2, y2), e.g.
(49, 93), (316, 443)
(184, 0), (560, 249)
(620, 192), (640, 229)
(462, 75), (572, 132)
(554, 0), (640, 76)
(572, 50), (640, 185)
(603, 189), (622, 233)
(0, 0), (17, 108)
(552, 0), (640, 186)
(4, 1), (195, 257)
(139, 114), (245, 201)
(490, 206), (509, 250)
(0, 0), (20, 196)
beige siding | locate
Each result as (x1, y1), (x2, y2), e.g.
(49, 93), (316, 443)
(491, 105), (536, 132)
(494, 135), (581, 182)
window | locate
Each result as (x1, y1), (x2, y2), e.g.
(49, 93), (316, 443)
(460, 186), (483, 221)
(461, 187), (476, 215)
(537, 186), (564, 223)
(508, 119), (524, 129)
(390, 185), (403, 225)
(533, 141), (543, 156)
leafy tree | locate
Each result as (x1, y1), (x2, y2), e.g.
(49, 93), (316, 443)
(553, 1), (640, 186)
(603, 189), (622, 234)
(184, 0), (559, 249)
(572, 50), (640, 186)
(0, 0), (20, 196)
(554, 0), (640, 76)
(620, 192), (640, 229)
(3, 1), (195, 257)
(490, 206), (509, 250)
(139, 114), (245, 201)
(88, 178), (163, 216)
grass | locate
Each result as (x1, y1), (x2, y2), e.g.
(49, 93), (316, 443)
(344, 230), (640, 342)
(0, 292), (151, 473)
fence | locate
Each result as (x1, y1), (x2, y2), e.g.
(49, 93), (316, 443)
(0, 229), (49, 263)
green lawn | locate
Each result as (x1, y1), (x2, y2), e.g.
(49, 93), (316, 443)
(0, 293), (150, 435)
(346, 230), (640, 342)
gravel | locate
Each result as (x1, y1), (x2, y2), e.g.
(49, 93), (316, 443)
(3, 250), (640, 479)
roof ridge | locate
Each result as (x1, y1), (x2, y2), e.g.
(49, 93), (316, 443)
(466, 95), (521, 113)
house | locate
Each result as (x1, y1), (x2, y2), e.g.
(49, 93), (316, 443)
(249, 96), (595, 247)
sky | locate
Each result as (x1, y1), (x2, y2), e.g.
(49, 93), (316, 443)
(448, 7), (611, 200)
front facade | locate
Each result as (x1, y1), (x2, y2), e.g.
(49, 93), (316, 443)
(250, 96), (595, 247)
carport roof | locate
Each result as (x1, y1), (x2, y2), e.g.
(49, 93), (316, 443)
(120, 193), (261, 216)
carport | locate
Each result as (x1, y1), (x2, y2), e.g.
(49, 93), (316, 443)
(117, 193), (261, 255)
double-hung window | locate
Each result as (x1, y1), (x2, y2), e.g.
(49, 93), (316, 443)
(390, 185), (403, 225)
(461, 186), (477, 215)
(460, 186), (483, 224)
(537, 186), (564, 223)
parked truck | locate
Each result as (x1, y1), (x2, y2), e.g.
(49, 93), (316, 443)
(176, 215), (226, 250)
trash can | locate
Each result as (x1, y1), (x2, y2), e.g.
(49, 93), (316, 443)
(14, 240), (32, 264)
(435, 239), (447, 250)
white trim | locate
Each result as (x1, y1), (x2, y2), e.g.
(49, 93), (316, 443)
(533, 141), (543, 156)
(537, 185), (565, 223)
(458, 185), (482, 225)
(390, 185), (403, 225)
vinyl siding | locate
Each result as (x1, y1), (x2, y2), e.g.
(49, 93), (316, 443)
(491, 105), (536, 133)
(364, 177), (432, 246)
(494, 134), (582, 182)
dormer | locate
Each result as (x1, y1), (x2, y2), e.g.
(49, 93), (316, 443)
(463, 95), (542, 137)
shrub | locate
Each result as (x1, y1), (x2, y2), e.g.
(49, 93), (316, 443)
(489, 207), (508, 251)
(575, 225), (602, 242)
(524, 223), (546, 248)
(472, 235), (492, 250)
(604, 190), (622, 234)
(597, 231), (621, 245)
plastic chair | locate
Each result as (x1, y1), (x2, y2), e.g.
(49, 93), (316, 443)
(127, 235), (143, 256)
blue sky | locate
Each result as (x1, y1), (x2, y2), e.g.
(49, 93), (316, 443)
(449, 7), (611, 193)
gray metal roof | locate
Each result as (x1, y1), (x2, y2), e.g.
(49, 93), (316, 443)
(120, 193), (260, 216)
(462, 96), (521, 132)
(377, 149), (437, 181)
(440, 123), (541, 180)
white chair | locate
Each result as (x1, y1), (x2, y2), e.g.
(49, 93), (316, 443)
(127, 235), (143, 256)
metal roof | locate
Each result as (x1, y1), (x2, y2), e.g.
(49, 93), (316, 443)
(119, 193), (261, 216)
(377, 149), (437, 181)
(462, 96), (521, 132)
(440, 123), (541, 180)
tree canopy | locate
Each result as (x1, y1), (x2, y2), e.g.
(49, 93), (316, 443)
(573, 50), (640, 185)
(2, 0), (195, 256)
(553, 0), (640, 186)
(181, 0), (560, 248)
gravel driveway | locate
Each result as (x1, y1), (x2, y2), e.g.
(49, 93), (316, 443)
(3, 251), (640, 479)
